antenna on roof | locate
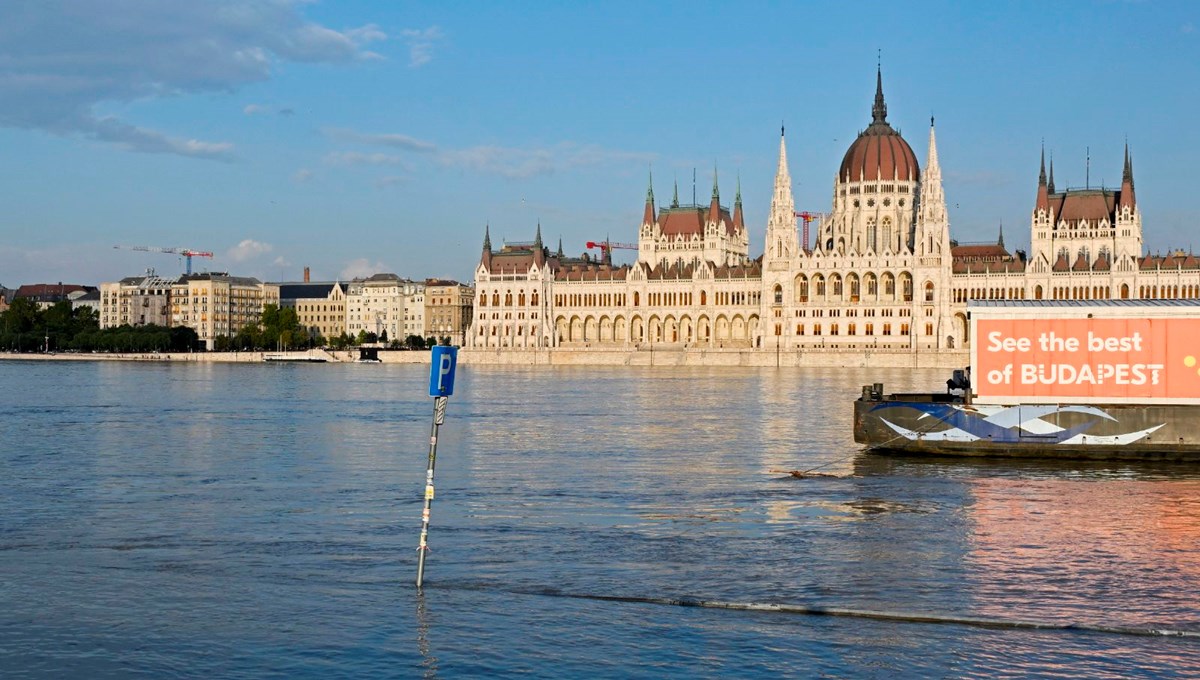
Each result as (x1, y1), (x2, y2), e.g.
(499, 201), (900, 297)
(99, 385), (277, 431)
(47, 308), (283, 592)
(692, 168), (696, 206)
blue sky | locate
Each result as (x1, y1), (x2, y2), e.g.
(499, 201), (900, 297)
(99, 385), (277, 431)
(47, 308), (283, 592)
(1, 0), (1198, 287)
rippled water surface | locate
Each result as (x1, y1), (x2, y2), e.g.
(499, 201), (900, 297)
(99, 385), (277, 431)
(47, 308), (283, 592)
(2, 360), (1199, 678)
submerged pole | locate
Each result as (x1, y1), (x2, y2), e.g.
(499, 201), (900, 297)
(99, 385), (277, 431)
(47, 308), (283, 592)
(416, 345), (458, 588)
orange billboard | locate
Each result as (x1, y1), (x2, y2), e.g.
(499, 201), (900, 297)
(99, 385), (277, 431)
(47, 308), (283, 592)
(974, 317), (1200, 403)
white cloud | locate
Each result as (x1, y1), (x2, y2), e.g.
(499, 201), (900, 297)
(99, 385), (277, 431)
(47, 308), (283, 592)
(0, 1), (386, 160)
(292, 168), (314, 183)
(227, 239), (273, 262)
(323, 127), (436, 152)
(401, 26), (443, 68)
(243, 104), (268, 115)
(324, 151), (405, 166)
(340, 258), (387, 280)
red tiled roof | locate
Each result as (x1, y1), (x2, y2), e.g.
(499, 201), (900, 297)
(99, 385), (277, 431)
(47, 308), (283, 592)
(657, 206), (736, 237)
(952, 244), (1009, 260)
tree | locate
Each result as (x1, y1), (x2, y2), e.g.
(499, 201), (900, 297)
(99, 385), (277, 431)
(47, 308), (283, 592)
(380, 329), (389, 344)
(404, 334), (425, 350)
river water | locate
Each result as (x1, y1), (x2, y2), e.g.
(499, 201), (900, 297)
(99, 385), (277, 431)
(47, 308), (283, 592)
(1, 360), (1198, 678)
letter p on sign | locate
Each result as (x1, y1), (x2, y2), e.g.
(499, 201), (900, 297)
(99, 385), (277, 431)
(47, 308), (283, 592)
(428, 346), (458, 397)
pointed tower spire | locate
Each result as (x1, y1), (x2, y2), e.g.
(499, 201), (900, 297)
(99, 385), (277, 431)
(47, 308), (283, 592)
(1038, 143), (1047, 186)
(671, 175), (679, 208)
(534, 221), (543, 248)
(1036, 144), (1050, 212)
(1120, 142), (1136, 209)
(643, 170), (656, 226)
(1048, 154), (1056, 194)
(708, 164), (721, 225)
(998, 222), (1005, 249)
(556, 237), (563, 259)
(480, 223), (493, 269)
(871, 66), (888, 124)
(732, 172), (744, 230)
(916, 117), (949, 256)
(764, 126), (800, 258)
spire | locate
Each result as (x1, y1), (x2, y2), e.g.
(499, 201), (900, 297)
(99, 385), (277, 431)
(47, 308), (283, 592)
(871, 66), (888, 124)
(643, 169), (656, 226)
(1120, 142), (1136, 209)
(1038, 143), (1047, 186)
(998, 222), (1005, 249)
(732, 173), (744, 230)
(671, 176), (679, 208)
(1048, 154), (1056, 194)
(708, 164), (721, 225)
(556, 237), (563, 258)
(916, 117), (948, 255)
(765, 125), (799, 258)
(534, 221), (543, 249)
(483, 223), (491, 252)
(1036, 145), (1049, 212)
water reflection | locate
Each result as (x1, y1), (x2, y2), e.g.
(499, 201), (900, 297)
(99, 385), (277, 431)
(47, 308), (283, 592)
(3, 361), (1200, 677)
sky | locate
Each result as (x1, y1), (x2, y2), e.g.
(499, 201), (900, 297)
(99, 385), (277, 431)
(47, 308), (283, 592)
(1, 0), (1198, 287)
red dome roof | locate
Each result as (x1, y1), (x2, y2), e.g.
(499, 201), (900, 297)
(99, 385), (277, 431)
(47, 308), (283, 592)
(838, 70), (920, 183)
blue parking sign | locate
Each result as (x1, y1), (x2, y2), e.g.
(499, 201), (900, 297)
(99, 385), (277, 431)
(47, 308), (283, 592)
(428, 346), (458, 397)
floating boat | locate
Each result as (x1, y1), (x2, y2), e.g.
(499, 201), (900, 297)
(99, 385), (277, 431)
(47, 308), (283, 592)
(263, 354), (327, 363)
(854, 300), (1200, 461)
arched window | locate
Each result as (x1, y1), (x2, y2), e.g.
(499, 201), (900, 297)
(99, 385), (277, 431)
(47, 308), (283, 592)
(901, 273), (913, 302)
(814, 274), (826, 297)
(796, 275), (809, 303)
(924, 281), (934, 303)
(773, 284), (783, 305)
(882, 272), (895, 297)
(882, 217), (893, 251)
(865, 272), (878, 296)
(866, 218), (877, 251)
(831, 274), (843, 297)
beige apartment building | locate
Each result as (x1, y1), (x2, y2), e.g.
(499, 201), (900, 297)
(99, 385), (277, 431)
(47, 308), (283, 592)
(100, 272), (278, 349)
(346, 274), (425, 342)
(279, 281), (347, 342)
(424, 279), (474, 345)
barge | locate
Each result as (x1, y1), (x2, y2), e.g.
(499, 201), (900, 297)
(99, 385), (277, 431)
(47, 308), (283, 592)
(854, 300), (1200, 461)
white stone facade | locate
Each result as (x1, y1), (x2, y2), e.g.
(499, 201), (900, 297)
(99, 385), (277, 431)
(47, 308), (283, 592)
(469, 72), (1200, 353)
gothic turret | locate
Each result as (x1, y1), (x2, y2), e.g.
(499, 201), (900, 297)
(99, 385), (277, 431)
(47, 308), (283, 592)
(764, 127), (799, 260)
(1120, 143), (1136, 210)
(1036, 144), (1050, 213)
(643, 171), (656, 226)
(708, 166), (722, 225)
(916, 117), (949, 256)
(732, 174), (744, 231)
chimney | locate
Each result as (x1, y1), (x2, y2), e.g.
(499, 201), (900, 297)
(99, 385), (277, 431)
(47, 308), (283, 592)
(303, 266), (310, 283)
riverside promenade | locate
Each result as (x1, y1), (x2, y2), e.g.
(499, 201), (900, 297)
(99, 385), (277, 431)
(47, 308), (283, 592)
(1, 346), (967, 369)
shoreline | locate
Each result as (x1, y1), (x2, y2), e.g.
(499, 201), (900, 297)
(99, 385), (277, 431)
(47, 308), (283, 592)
(0, 347), (967, 369)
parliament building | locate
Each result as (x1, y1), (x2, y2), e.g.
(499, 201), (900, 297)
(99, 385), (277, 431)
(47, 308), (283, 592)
(469, 70), (1200, 353)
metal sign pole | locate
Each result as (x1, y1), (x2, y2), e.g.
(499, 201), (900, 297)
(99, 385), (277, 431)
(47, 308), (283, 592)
(416, 345), (458, 588)
(415, 395), (446, 588)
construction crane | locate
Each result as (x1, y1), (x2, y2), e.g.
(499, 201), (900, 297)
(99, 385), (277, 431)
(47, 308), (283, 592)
(794, 211), (821, 253)
(585, 240), (638, 264)
(114, 245), (214, 275)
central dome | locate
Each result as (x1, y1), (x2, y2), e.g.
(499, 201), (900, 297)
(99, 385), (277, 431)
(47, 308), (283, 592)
(838, 70), (919, 183)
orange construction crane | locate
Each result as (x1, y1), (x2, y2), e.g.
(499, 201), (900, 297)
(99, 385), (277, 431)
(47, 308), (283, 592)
(586, 240), (637, 260)
(795, 211), (820, 253)
(114, 245), (214, 275)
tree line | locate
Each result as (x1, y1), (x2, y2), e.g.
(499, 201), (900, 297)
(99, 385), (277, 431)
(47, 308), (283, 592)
(1, 299), (452, 353)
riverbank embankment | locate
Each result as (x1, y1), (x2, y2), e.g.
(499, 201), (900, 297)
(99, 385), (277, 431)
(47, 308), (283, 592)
(1, 347), (967, 369)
